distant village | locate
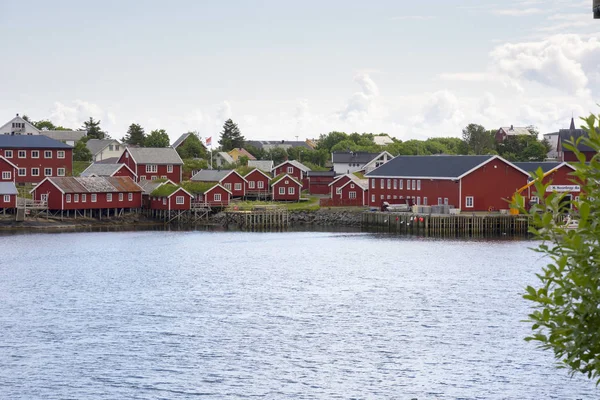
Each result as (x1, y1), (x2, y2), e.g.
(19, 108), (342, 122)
(0, 113), (593, 223)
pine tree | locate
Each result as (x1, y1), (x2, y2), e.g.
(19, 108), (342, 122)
(82, 117), (106, 140)
(218, 119), (245, 152)
(123, 123), (146, 146)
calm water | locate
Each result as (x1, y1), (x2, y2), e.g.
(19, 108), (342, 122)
(0, 231), (596, 399)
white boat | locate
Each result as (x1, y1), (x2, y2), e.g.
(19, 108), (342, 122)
(562, 216), (579, 230)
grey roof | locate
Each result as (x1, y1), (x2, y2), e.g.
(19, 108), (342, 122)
(216, 152), (234, 164)
(366, 155), (497, 178)
(41, 130), (86, 143)
(127, 147), (183, 165)
(191, 169), (232, 182)
(246, 140), (312, 150)
(0, 182), (17, 195)
(559, 129), (595, 152)
(171, 133), (191, 149)
(80, 163), (130, 177)
(86, 139), (119, 156)
(513, 162), (562, 174)
(0, 135), (72, 149)
(499, 126), (531, 136)
(248, 160), (274, 171)
(307, 170), (336, 177)
(273, 159), (311, 172)
(94, 157), (120, 164)
(138, 180), (165, 195)
(332, 151), (381, 164)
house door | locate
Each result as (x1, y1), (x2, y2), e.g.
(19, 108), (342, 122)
(559, 194), (572, 214)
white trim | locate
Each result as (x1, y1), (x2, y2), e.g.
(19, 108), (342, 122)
(29, 177), (65, 194)
(457, 155), (530, 179)
(272, 173), (302, 187)
(271, 160), (310, 173)
(219, 169), (249, 183)
(361, 151), (394, 171)
(244, 168), (271, 181)
(166, 187), (194, 199)
(205, 183), (232, 195)
(0, 156), (18, 170)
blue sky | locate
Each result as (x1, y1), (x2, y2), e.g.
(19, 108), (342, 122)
(1, 0), (598, 143)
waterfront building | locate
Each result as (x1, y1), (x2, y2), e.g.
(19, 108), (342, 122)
(326, 173), (369, 206)
(514, 161), (581, 208)
(119, 147), (184, 183)
(0, 135), (73, 184)
(0, 181), (17, 210)
(243, 168), (272, 198)
(331, 151), (393, 175)
(272, 160), (311, 187)
(148, 183), (194, 212)
(271, 174), (302, 201)
(191, 169), (247, 198)
(366, 155), (529, 212)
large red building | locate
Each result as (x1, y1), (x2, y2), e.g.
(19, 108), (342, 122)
(0, 135), (73, 184)
(514, 162), (581, 208)
(366, 155), (529, 212)
(31, 176), (143, 211)
(271, 174), (302, 201)
(119, 147), (184, 183)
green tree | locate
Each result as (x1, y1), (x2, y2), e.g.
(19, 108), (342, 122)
(145, 129), (170, 148)
(244, 143), (266, 160)
(73, 139), (92, 161)
(265, 147), (288, 165)
(177, 132), (206, 159)
(462, 124), (495, 155)
(218, 119), (245, 151)
(519, 112), (600, 383)
(82, 117), (106, 140)
(123, 123), (146, 146)
(34, 120), (56, 130)
(317, 131), (348, 152)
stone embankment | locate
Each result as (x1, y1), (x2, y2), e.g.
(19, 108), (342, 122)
(210, 208), (364, 227)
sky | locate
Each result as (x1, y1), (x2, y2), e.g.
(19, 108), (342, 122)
(1, 0), (599, 144)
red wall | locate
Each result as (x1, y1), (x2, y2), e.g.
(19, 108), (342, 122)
(461, 158), (528, 211)
(272, 179), (301, 201)
(525, 165), (582, 202)
(308, 175), (335, 195)
(368, 177), (458, 208)
(149, 189), (191, 210)
(221, 172), (246, 198)
(563, 151), (595, 162)
(330, 176), (351, 198)
(245, 170), (270, 193)
(204, 186), (230, 207)
(0, 158), (16, 183)
(274, 162), (304, 182)
(113, 166), (136, 180)
(0, 194), (15, 208)
(32, 180), (143, 210)
(118, 150), (181, 183)
(0, 148), (73, 183)
(339, 183), (367, 206)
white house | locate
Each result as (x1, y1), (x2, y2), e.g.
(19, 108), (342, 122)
(332, 151), (393, 175)
(86, 139), (125, 162)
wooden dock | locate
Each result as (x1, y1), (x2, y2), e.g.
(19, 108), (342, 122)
(362, 212), (530, 237)
(225, 205), (289, 230)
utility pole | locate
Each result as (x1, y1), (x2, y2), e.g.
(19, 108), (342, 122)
(595, 0), (600, 18)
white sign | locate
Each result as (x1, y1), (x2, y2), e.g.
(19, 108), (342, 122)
(546, 185), (580, 192)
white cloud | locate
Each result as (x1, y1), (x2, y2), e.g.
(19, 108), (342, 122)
(492, 8), (545, 16)
(48, 100), (116, 132)
(217, 101), (232, 122)
(339, 73), (382, 122)
(390, 15), (436, 21)
(438, 72), (492, 82)
(412, 90), (465, 127)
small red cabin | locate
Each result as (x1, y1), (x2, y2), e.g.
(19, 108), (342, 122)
(244, 168), (271, 198)
(306, 170), (336, 195)
(272, 160), (310, 186)
(149, 185), (194, 211)
(0, 182), (17, 209)
(0, 156), (17, 183)
(271, 174), (302, 201)
(190, 169), (246, 198)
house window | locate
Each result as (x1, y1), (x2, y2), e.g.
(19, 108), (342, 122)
(444, 198), (449, 205)
(66, 194), (71, 203)
(44, 151), (52, 158)
(380, 179), (384, 189)
(167, 165), (173, 173)
(18, 150), (26, 158)
(234, 183), (242, 191)
(176, 196), (184, 204)
(399, 179), (403, 190)
(279, 187), (285, 195)
(423, 197), (428, 205)
(107, 193), (113, 202)
(116, 145), (120, 151)
(44, 168), (52, 176)
(349, 191), (356, 199)
(125, 152), (129, 158)
(82, 194), (86, 202)
(350, 184), (355, 189)
(57, 151), (65, 159)
(465, 196), (474, 208)
(258, 181), (264, 189)
(74, 194), (79, 202)
(387, 195), (391, 199)
(91, 194), (97, 202)
(18, 168), (26, 176)
(380, 195), (384, 200)
(31, 168), (39, 176)
(531, 196), (539, 204)
(161, 175), (167, 179)
(393, 179), (397, 190)
(224, 183), (232, 191)
(371, 194), (375, 203)
(416, 197), (421, 205)
(3, 195), (9, 203)
(57, 168), (65, 176)
(417, 180), (421, 190)
(412, 180), (416, 190)
(119, 193), (124, 201)
(41, 194), (48, 202)
(249, 181), (255, 189)
(438, 197), (442, 205)
(287, 166), (294, 174)
(109, 145), (114, 151)
(5, 150), (12, 158)
(371, 179), (375, 189)
(151, 176), (157, 181)
(31, 150), (39, 158)
(387, 179), (391, 189)
(163, 198), (167, 205)
(128, 193), (133, 201)
(336, 188), (342, 194)
(2, 171), (10, 180)
(288, 187), (295, 195)
(146, 164), (158, 173)
(140, 176), (146, 181)
(214, 193), (222, 202)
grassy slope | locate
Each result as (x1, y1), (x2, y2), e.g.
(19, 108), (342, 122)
(232, 195), (321, 212)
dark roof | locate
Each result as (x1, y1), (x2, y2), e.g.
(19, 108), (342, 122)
(191, 169), (232, 182)
(0, 135), (72, 149)
(332, 151), (380, 164)
(513, 162), (563, 174)
(171, 133), (191, 149)
(307, 170), (336, 177)
(558, 129), (595, 152)
(366, 155), (497, 178)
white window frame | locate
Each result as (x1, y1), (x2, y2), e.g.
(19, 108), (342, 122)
(140, 176), (146, 181)
(119, 193), (124, 201)
(258, 181), (264, 189)
(44, 150), (52, 159)
(371, 194), (375, 203)
(224, 183), (232, 191)
(31, 150), (39, 158)
(287, 166), (294, 174)
(387, 179), (391, 189)
(57, 150), (65, 159)
(74, 194), (79, 203)
(444, 198), (449, 205)
(151, 176), (157, 181)
(531, 196), (539, 204)
(41, 194), (48, 202)
(44, 168), (52, 177)
(107, 193), (113, 202)
(288, 186), (295, 195)
(91, 194), (97, 203)
(371, 179), (375, 189)
(417, 180), (421, 190)
(399, 179), (403, 190)
(66, 194), (71, 203)
(3, 194), (9, 203)
(128, 193), (133, 201)
(234, 183), (242, 191)
(57, 168), (65, 177)
(18, 150), (26, 158)
(336, 188), (342, 195)
(163, 198), (167, 205)
(5, 150), (12, 158)
(82, 194), (86, 202)
(249, 181), (255, 189)
(214, 193), (222, 202)
(18, 168), (26, 176)
(176, 196), (184, 205)
(167, 165), (173, 173)
(2, 171), (10, 180)
(412, 180), (416, 190)
(423, 197), (428, 205)
(279, 186), (285, 195)
(145, 164), (158, 173)
(416, 196), (420, 205)
(380, 179), (384, 189)
(438, 197), (442, 205)
(465, 196), (474, 208)
(393, 179), (397, 190)
(349, 191), (356, 199)
(31, 168), (39, 177)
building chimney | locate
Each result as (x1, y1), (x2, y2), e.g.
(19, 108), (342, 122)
(16, 113), (19, 117)
(510, 124), (513, 130)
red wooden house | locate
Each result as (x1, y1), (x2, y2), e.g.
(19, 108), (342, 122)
(557, 129), (596, 162)
(119, 147), (184, 183)
(323, 174), (369, 206)
(0, 182), (17, 210)
(329, 174), (353, 198)
(271, 174), (302, 201)
(366, 155), (529, 212)
(148, 184), (194, 211)
(31, 176), (143, 212)
(244, 168), (271, 198)
(272, 160), (311, 187)
(0, 156), (17, 183)
(306, 170), (336, 195)
(0, 135), (73, 184)
(514, 162), (581, 208)
(81, 163), (137, 180)
(182, 182), (232, 208)
(191, 169), (247, 198)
